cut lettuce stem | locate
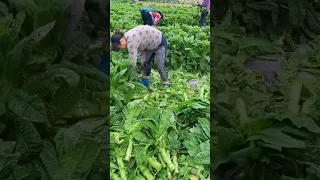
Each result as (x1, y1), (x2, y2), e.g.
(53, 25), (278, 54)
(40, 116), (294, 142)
(148, 156), (162, 171)
(139, 164), (155, 180)
(119, 167), (127, 180)
(116, 156), (127, 180)
(110, 172), (121, 180)
(158, 153), (166, 167)
(189, 174), (198, 180)
(159, 147), (175, 172)
(124, 135), (133, 161)
(191, 168), (206, 180)
(172, 150), (179, 174)
(167, 167), (172, 179)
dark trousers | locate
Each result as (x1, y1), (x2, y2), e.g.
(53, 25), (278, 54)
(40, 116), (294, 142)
(145, 34), (167, 76)
(200, 11), (209, 27)
(99, 52), (110, 76)
(141, 11), (153, 26)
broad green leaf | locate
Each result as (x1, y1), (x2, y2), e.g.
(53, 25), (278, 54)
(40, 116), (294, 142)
(7, 166), (41, 179)
(0, 14), (13, 28)
(288, 0), (306, 27)
(0, 154), (20, 179)
(60, 120), (94, 156)
(155, 109), (176, 139)
(219, 8), (232, 30)
(282, 114), (320, 133)
(193, 151), (210, 165)
(167, 130), (181, 149)
(248, 128), (306, 150)
(4, 20), (55, 83)
(27, 160), (51, 180)
(9, 11), (25, 41)
(55, 139), (100, 180)
(288, 80), (302, 115)
(93, 127), (109, 170)
(184, 135), (200, 156)
(50, 73), (84, 116)
(53, 128), (67, 157)
(0, 2), (8, 16)
(61, 32), (91, 62)
(40, 141), (58, 180)
(8, 93), (48, 122)
(0, 140), (16, 169)
(235, 98), (250, 125)
(13, 119), (43, 158)
(248, 2), (278, 11)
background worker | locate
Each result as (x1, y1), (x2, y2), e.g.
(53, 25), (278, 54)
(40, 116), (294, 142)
(111, 25), (171, 88)
(140, 7), (164, 26)
(197, 0), (210, 28)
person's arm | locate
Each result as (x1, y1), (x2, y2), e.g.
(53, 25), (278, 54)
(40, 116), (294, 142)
(127, 45), (139, 73)
(153, 17), (160, 26)
(153, 13), (161, 25)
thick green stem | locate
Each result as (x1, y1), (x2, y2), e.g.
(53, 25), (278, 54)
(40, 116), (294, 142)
(159, 147), (175, 172)
(139, 164), (155, 180)
(125, 135), (133, 161)
(148, 157), (162, 171)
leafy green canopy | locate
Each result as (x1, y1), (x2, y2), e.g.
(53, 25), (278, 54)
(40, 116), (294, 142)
(110, 55), (210, 179)
(111, 3), (210, 73)
(110, 2), (210, 28)
(212, 0), (320, 179)
(0, 0), (109, 179)
(110, 2), (211, 177)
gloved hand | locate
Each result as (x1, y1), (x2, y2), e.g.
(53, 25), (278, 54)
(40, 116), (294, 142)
(141, 78), (150, 87)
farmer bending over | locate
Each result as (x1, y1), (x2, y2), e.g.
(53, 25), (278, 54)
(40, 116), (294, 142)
(197, 0), (210, 28)
(111, 25), (171, 88)
(140, 7), (164, 26)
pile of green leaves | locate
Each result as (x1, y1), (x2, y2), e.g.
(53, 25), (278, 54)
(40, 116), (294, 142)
(212, 1), (320, 179)
(110, 54), (210, 179)
(0, 1), (109, 179)
(110, 3), (210, 73)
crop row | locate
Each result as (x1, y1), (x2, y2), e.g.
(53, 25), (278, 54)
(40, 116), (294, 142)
(110, 2), (210, 29)
(111, 23), (210, 73)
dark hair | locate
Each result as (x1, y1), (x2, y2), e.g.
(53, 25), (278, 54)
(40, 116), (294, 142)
(158, 11), (164, 19)
(111, 29), (124, 51)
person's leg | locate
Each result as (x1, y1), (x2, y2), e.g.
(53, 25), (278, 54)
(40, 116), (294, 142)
(141, 51), (156, 87)
(143, 52), (156, 77)
(200, 11), (209, 27)
(155, 34), (169, 85)
(99, 52), (110, 76)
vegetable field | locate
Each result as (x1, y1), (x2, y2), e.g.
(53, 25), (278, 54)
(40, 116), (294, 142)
(212, 1), (320, 179)
(110, 1), (210, 180)
(110, 2), (210, 73)
(0, 0), (109, 179)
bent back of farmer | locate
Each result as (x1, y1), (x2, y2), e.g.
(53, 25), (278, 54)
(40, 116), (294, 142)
(111, 25), (170, 88)
(140, 7), (156, 13)
(140, 7), (164, 26)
